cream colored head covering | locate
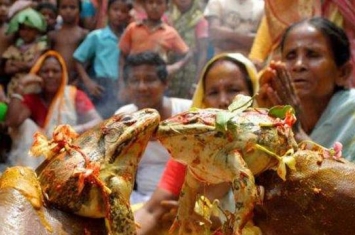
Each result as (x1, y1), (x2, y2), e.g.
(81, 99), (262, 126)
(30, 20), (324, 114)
(191, 53), (259, 108)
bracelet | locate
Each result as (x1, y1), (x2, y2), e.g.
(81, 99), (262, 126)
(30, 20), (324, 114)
(11, 93), (24, 101)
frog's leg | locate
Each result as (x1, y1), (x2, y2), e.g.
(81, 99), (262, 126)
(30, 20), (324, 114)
(170, 171), (211, 235)
(106, 175), (136, 235)
(224, 150), (259, 235)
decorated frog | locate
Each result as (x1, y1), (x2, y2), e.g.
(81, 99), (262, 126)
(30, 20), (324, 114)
(254, 146), (355, 235)
(30, 108), (160, 235)
(0, 166), (107, 235)
(155, 95), (298, 234)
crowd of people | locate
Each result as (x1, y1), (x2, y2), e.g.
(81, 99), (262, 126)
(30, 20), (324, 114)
(0, 0), (354, 233)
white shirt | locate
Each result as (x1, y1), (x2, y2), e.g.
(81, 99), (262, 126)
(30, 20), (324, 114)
(115, 97), (192, 203)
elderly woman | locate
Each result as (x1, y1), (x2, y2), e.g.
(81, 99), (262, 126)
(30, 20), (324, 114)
(4, 50), (102, 169)
(256, 17), (355, 161)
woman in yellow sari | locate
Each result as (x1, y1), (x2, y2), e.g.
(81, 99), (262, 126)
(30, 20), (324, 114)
(134, 52), (259, 235)
(4, 50), (102, 169)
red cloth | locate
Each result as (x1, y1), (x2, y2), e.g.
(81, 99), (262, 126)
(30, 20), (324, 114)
(23, 89), (94, 128)
(158, 159), (187, 196)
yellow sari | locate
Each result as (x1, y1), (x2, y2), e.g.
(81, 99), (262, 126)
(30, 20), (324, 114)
(192, 53), (259, 108)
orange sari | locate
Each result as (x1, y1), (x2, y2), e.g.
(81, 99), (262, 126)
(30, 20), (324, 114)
(30, 50), (77, 136)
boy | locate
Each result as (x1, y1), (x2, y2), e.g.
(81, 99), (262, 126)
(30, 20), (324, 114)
(48, 0), (88, 85)
(115, 51), (191, 204)
(118, 0), (191, 99)
(0, 0), (12, 92)
(36, 2), (58, 33)
(74, 0), (132, 118)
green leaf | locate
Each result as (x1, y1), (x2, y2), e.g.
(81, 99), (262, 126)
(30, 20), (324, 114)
(268, 105), (295, 119)
(228, 94), (253, 113)
(215, 111), (234, 132)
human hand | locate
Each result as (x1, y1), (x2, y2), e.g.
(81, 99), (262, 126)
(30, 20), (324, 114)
(16, 74), (43, 94)
(160, 200), (179, 223)
(269, 61), (302, 112)
(256, 61), (301, 110)
(255, 66), (277, 108)
(20, 74), (43, 86)
(85, 80), (104, 97)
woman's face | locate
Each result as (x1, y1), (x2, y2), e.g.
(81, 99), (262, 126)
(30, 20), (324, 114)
(203, 60), (251, 109)
(282, 23), (340, 100)
(173, 0), (193, 13)
(39, 57), (63, 94)
(126, 64), (167, 110)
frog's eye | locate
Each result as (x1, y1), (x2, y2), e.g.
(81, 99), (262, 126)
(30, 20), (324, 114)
(121, 115), (136, 125)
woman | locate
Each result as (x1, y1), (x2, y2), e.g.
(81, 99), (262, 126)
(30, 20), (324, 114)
(249, 0), (355, 83)
(256, 17), (355, 161)
(134, 52), (259, 235)
(167, 0), (209, 99)
(4, 50), (102, 169)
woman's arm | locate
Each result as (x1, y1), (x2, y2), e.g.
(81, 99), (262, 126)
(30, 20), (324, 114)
(4, 74), (43, 128)
(5, 91), (31, 128)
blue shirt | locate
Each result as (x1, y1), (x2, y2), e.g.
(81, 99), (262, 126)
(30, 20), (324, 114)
(73, 26), (120, 80)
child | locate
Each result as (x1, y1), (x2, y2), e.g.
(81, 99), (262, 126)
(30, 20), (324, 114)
(36, 2), (58, 33)
(0, 0), (12, 93)
(118, 0), (191, 91)
(74, 0), (132, 118)
(48, 0), (88, 85)
(2, 7), (47, 97)
(115, 51), (192, 204)
(129, 0), (169, 23)
(167, 0), (209, 98)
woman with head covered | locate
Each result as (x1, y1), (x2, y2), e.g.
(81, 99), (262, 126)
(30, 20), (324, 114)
(134, 52), (258, 234)
(4, 50), (102, 169)
(257, 17), (355, 162)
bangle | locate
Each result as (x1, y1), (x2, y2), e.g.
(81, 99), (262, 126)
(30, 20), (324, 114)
(11, 93), (24, 101)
